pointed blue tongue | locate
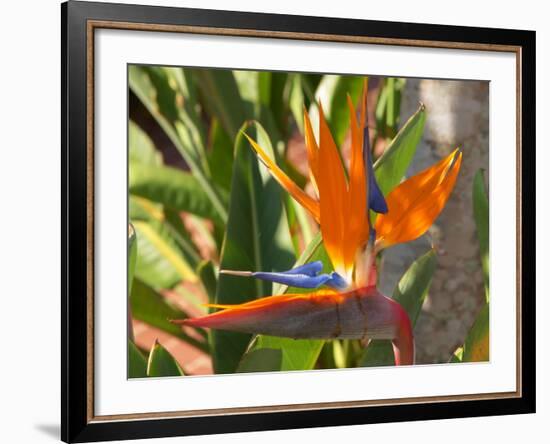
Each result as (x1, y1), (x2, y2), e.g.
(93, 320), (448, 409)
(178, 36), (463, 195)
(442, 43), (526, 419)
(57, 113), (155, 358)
(363, 126), (388, 214)
(221, 261), (348, 290)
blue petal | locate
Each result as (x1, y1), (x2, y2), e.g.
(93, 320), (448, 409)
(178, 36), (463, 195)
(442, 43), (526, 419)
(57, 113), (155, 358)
(282, 261), (324, 276)
(249, 262), (348, 290)
(223, 262), (349, 290)
(251, 271), (333, 289)
(363, 127), (388, 214)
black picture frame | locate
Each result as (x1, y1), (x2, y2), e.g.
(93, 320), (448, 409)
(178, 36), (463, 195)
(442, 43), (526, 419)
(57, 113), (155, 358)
(62, 1), (536, 442)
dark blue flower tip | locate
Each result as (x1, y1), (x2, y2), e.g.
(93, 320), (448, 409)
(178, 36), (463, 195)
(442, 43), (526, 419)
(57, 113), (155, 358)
(363, 127), (388, 214)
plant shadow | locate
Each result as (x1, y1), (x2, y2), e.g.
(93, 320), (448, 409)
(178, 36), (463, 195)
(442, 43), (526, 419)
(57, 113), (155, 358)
(34, 423), (59, 440)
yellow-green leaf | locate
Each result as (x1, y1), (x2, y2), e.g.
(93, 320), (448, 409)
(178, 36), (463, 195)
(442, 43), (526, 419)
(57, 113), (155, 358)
(130, 163), (227, 224)
(133, 220), (197, 288)
(462, 303), (489, 362)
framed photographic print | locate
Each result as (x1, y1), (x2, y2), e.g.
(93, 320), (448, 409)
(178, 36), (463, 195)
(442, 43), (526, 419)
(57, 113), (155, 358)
(61, 0), (536, 442)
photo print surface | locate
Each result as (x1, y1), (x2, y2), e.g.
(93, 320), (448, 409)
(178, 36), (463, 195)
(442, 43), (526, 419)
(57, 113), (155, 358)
(127, 65), (489, 378)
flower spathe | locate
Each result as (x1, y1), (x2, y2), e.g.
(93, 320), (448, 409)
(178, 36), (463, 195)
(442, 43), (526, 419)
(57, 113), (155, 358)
(180, 285), (414, 366)
(178, 79), (461, 367)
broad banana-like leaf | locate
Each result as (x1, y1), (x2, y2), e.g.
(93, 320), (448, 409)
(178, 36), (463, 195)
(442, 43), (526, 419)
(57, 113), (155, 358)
(373, 104), (426, 197)
(133, 220), (197, 289)
(236, 348), (282, 373)
(189, 68), (246, 139)
(129, 66), (227, 220)
(129, 162), (227, 225)
(147, 340), (185, 377)
(129, 120), (162, 166)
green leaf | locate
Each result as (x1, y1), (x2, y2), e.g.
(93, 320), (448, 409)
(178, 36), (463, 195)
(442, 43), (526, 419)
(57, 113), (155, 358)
(129, 66), (227, 220)
(163, 208), (202, 268)
(242, 233), (328, 371)
(392, 249), (437, 325)
(129, 120), (162, 166)
(360, 249), (436, 367)
(207, 119), (234, 191)
(130, 278), (209, 353)
(129, 195), (162, 221)
(128, 224), (137, 296)
(236, 348), (283, 373)
(128, 340), (148, 378)
(462, 303), (489, 362)
(473, 169), (490, 302)
(454, 169), (490, 363)
(309, 75), (364, 147)
(128, 224), (138, 341)
(234, 70), (264, 104)
(375, 78), (406, 139)
(257, 72), (273, 106)
(129, 162), (227, 224)
(265, 72), (289, 136)
(449, 346), (464, 363)
(286, 196), (314, 255)
(130, 196), (202, 275)
(197, 260), (217, 305)
(289, 74), (305, 133)
(133, 220), (197, 289)
(211, 121), (296, 374)
(359, 341), (396, 367)
(147, 340), (185, 377)
(250, 336), (323, 371)
(190, 68), (246, 139)
(374, 104), (426, 196)
(331, 340), (347, 368)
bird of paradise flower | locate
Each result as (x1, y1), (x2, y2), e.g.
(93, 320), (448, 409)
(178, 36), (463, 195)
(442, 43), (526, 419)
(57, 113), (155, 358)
(176, 81), (462, 366)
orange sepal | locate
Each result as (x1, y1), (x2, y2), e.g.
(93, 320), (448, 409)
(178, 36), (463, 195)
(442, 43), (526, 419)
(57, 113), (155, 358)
(375, 149), (462, 248)
(303, 107), (320, 193)
(244, 133), (320, 222)
(344, 90), (368, 274)
(317, 104), (349, 278)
